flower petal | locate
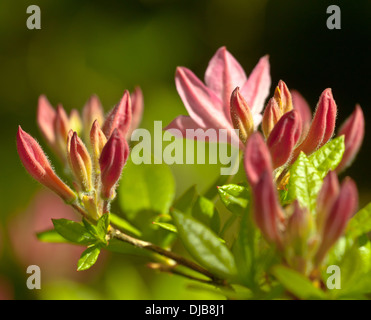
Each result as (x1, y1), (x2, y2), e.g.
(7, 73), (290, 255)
(291, 89), (312, 136)
(204, 46), (247, 115)
(164, 115), (204, 137)
(37, 95), (56, 146)
(240, 55), (271, 115)
(176, 67), (229, 130)
(129, 86), (144, 136)
(336, 104), (365, 173)
(164, 115), (238, 145)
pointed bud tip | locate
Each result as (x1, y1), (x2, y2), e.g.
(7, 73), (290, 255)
(244, 132), (273, 187)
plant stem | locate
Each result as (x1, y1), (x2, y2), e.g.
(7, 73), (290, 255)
(110, 227), (220, 282)
(71, 202), (89, 219)
(147, 263), (215, 285)
(103, 200), (110, 214)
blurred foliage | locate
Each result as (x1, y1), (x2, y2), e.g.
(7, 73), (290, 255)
(1, 0), (371, 299)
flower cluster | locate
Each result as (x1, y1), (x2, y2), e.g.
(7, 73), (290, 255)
(242, 80), (364, 274)
(165, 46), (365, 273)
(245, 133), (359, 274)
(15, 46), (367, 293)
(165, 46), (270, 146)
(17, 88), (143, 221)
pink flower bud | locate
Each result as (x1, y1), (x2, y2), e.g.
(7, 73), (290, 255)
(129, 86), (144, 136)
(67, 131), (93, 192)
(82, 94), (104, 141)
(262, 97), (282, 139)
(230, 87), (254, 144)
(274, 80), (293, 114)
(291, 90), (312, 138)
(244, 132), (273, 188)
(284, 201), (313, 273)
(17, 126), (76, 202)
(336, 105), (365, 173)
(267, 110), (302, 169)
(102, 91), (132, 139)
(54, 105), (70, 155)
(69, 109), (82, 136)
(316, 171), (340, 233)
(252, 171), (283, 247)
(315, 177), (358, 264)
(37, 95), (56, 148)
(90, 120), (107, 172)
(99, 129), (129, 199)
(285, 201), (311, 247)
(291, 89), (337, 163)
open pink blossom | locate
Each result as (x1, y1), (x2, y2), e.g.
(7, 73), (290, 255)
(165, 46), (271, 145)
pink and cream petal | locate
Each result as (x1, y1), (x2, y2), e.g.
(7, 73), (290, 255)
(204, 46), (247, 116)
(240, 55), (271, 116)
(291, 89), (312, 135)
(175, 67), (230, 130)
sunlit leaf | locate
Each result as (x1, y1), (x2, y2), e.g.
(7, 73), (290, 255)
(152, 221), (177, 233)
(192, 195), (220, 234)
(37, 229), (71, 244)
(288, 152), (322, 212)
(118, 157), (175, 220)
(346, 202), (371, 241)
(217, 184), (249, 215)
(109, 213), (142, 237)
(173, 185), (198, 214)
(52, 219), (96, 245)
(77, 245), (101, 271)
(309, 136), (345, 179)
(171, 209), (237, 279)
(271, 265), (326, 300)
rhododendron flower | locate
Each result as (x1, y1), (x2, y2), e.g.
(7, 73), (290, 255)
(244, 133), (359, 272)
(17, 90), (138, 222)
(336, 104), (365, 173)
(37, 89), (143, 163)
(260, 85), (338, 171)
(17, 126), (76, 203)
(315, 172), (358, 264)
(165, 46), (271, 146)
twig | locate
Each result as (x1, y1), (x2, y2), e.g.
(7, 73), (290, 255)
(110, 227), (220, 282)
(147, 263), (214, 285)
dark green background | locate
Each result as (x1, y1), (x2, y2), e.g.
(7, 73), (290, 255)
(1, 0), (370, 299)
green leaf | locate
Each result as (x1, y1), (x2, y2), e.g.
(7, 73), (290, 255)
(171, 209), (237, 279)
(109, 213), (142, 237)
(346, 202), (371, 241)
(81, 215), (110, 245)
(233, 211), (256, 287)
(192, 196), (220, 234)
(217, 184), (249, 215)
(187, 283), (253, 300)
(173, 185), (198, 214)
(82, 218), (99, 238)
(37, 229), (71, 244)
(309, 136), (345, 179)
(288, 152), (322, 212)
(77, 245), (101, 271)
(52, 219), (96, 245)
(271, 265), (326, 300)
(96, 214), (110, 241)
(331, 243), (371, 298)
(152, 221), (178, 233)
(233, 201), (278, 290)
(118, 158), (175, 220)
